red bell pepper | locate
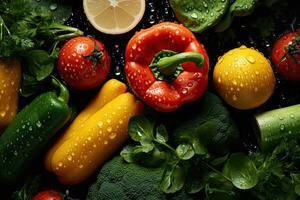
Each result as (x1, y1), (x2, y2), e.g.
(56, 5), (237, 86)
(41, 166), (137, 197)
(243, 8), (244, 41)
(125, 22), (209, 112)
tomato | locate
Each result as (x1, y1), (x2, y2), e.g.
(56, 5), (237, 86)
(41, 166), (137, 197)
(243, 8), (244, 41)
(33, 190), (62, 200)
(57, 36), (111, 90)
(213, 46), (275, 110)
(271, 30), (300, 81)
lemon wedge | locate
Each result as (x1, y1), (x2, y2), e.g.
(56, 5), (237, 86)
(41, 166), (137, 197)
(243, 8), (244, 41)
(83, 0), (146, 35)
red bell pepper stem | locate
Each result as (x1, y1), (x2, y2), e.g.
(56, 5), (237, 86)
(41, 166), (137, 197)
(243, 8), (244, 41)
(154, 52), (204, 76)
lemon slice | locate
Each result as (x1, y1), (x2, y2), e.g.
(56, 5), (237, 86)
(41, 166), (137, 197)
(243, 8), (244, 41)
(83, 0), (146, 35)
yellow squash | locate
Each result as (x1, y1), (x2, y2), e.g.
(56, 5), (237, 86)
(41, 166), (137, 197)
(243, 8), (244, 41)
(45, 79), (143, 184)
(0, 59), (21, 131)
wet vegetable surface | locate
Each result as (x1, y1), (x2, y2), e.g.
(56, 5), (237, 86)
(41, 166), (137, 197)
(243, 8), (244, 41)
(2, 0), (300, 199)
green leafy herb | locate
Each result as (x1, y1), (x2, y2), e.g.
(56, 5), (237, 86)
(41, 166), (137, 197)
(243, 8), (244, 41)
(0, 0), (83, 96)
(12, 174), (42, 200)
(160, 156), (185, 193)
(224, 153), (259, 190)
(169, 0), (230, 33)
(29, 0), (73, 24)
(215, 0), (257, 32)
(176, 144), (195, 160)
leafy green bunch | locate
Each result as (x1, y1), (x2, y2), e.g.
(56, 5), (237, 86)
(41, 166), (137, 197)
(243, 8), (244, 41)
(122, 116), (300, 199)
(0, 0), (83, 97)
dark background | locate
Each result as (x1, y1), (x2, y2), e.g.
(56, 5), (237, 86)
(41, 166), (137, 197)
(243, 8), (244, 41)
(2, 0), (300, 199)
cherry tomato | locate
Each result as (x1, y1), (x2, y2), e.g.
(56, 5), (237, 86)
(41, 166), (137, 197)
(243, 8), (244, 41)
(57, 36), (111, 90)
(33, 190), (62, 200)
(271, 30), (300, 80)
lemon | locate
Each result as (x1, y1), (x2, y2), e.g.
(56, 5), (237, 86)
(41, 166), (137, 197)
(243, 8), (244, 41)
(83, 0), (146, 35)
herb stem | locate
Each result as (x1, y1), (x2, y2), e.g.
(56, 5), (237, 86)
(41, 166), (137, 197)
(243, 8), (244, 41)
(154, 139), (176, 152)
(0, 15), (11, 40)
(199, 158), (231, 182)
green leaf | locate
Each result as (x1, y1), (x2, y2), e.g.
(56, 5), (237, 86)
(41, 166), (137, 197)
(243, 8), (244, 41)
(211, 154), (229, 166)
(169, 0), (230, 33)
(156, 125), (168, 143)
(224, 153), (259, 190)
(160, 159), (185, 193)
(24, 50), (55, 81)
(128, 116), (154, 144)
(205, 172), (237, 199)
(176, 144), (195, 160)
(20, 73), (40, 97)
(133, 144), (155, 154)
(191, 140), (208, 156)
(120, 146), (135, 163)
(215, 0), (257, 32)
(295, 185), (300, 196)
(291, 173), (300, 183)
(29, 0), (73, 24)
(121, 144), (155, 164)
(185, 165), (209, 194)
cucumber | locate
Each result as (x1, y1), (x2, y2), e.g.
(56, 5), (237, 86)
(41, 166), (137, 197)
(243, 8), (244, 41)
(254, 104), (300, 152)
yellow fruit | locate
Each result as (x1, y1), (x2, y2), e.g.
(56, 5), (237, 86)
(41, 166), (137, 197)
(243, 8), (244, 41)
(213, 46), (275, 110)
(83, 0), (146, 35)
(0, 59), (21, 131)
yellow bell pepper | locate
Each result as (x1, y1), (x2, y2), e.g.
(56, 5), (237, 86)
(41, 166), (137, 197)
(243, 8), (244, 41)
(0, 59), (21, 132)
(45, 79), (143, 184)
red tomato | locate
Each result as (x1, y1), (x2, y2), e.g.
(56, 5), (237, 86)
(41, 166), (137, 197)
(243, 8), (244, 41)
(57, 36), (111, 90)
(271, 30), (300, 80)
(33, 190), (62, 200)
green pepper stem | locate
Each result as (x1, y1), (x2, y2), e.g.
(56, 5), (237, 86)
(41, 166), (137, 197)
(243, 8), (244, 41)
(154, 52), (204, 76)
(51, 76), (69, 103)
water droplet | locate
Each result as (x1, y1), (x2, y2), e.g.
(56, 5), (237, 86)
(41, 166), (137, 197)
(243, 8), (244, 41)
(93, 144), (97, 148)
(109, 132), (117, 139)
(119, 120), (123, 125)
(132, 44), (137, 50)
(79, 164), (83, 169)
(233, 80), (237, 85)
(49, 3), (57, 11)
(107, 127), (112, 132)
(106, 119), (111, 124)
(36, 121), (42, 128)
(279, 116), (284, 120)
(218, 77), (222, 83)
(58, 162), (63, 167)
(67, 155), (72, 161)
(191, 13), (198, 19)
(181, 88), (188, 94)
(14, 151), (18, 156)
(218, 57), (224, 64)
(290, 114), (295, 119)
(254, 87), (258, 92)
(232, 95), (237, 101)
(280, 124), (285, 131)
(98, 121), (103, 127)
(104, 141), (108, 145)
(87, 137), (92, 141)
(0, 111), (6, 117)
(246, 56), (256, 64)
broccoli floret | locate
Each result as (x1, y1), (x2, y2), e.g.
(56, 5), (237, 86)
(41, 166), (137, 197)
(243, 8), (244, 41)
(86, 156), (193, 200)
